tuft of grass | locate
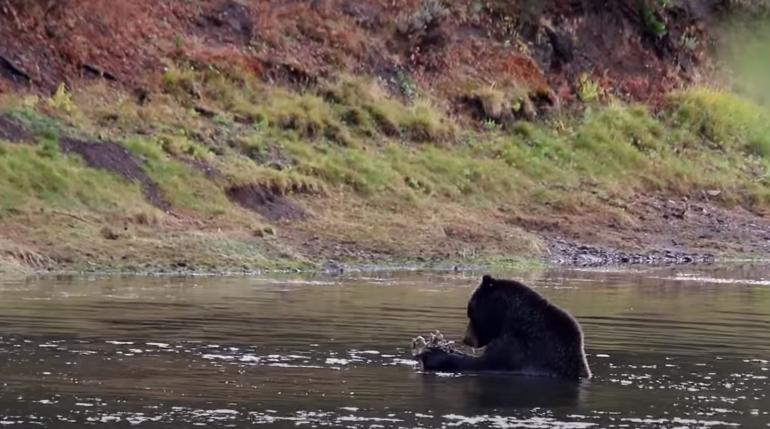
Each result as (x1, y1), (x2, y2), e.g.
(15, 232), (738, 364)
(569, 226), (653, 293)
(70, 82), (143, 131)
(157, 133), (214, 162)
(469, 84), (529, 121)
(48, 83), (77, 114)
(218, 149), (325, 197)
(257, 89), (354, 146)
(577, 73), (602, 103)
(324, 75), (457, 142)
(475, 87), (508, 119)
(162, 65), (200, 101)
(401, 100), (456, 142)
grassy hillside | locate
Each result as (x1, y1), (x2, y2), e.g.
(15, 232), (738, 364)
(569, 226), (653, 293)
(2, 1), (770, 274)
(2, 72), (770, 274)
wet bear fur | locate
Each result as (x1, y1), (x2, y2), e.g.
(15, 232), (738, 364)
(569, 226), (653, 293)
(417, 275), (591, 379)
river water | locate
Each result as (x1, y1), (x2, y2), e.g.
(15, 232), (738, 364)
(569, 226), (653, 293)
(1, 265), (770, 428)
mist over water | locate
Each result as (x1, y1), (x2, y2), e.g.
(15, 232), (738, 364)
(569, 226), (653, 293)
(1, 266), (770, 428)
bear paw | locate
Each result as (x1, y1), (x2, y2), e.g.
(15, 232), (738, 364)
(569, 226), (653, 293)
(411, 330), (452, 356)
(428, 330), (445, 345)
(411, 335), (428, 356)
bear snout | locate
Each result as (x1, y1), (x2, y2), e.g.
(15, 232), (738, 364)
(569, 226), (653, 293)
(462, 323), (480, 348)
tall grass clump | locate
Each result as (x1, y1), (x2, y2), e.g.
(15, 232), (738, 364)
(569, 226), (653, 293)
(668, 89), (770, 157)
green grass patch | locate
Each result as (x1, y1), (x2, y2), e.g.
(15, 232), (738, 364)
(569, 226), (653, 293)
(161, 65), (458, 145)
(0, 140), (149, 213)
(121, 138), (237, 217)
(668, 88), (770, 157)
(209, 88), (770, 212)
(4, 81), (770, 228)
(324, 76), (457, 142)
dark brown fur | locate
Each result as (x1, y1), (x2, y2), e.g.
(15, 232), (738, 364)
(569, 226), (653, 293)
(418, 275), (591, 380)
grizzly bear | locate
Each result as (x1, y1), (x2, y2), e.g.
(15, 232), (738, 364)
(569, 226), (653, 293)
(415, 275), (591, 379)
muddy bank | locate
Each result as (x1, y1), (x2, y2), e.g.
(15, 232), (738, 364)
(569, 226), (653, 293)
(4, 191), (770, 277)
(497, 192), (770, 268)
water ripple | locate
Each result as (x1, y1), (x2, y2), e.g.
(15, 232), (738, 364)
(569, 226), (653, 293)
(1, 268), (770, 427)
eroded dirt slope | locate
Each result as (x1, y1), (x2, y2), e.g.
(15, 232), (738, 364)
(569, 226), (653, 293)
(0, 0), (720, 106)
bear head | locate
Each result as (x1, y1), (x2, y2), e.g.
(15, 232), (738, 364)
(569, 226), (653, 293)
(462, 275), (511, 348)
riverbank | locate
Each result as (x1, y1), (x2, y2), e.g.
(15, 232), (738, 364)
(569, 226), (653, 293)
(3, 86), (770, 277)
(2, 2), (770, 277)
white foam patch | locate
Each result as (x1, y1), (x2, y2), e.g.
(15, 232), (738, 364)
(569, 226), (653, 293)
(622, 418), (739, 427)
(266, 363), (325, 369)
(126, 415), (163, 425)
(337, 416), (401, 423)
(442, 414), (597, 428)
(239, 355), (261, 363)
(202, 354), (235, 361)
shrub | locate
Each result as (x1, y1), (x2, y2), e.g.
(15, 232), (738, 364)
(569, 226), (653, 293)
(48, 83), (76, 114)
(577, 74), (601, 103)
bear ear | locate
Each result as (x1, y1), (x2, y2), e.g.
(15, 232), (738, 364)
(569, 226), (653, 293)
(481, 275), (494, 287)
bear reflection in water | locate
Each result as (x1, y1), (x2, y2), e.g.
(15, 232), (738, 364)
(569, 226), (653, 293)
(413, 275), (591, 380)
(415, 371), (586, 409)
